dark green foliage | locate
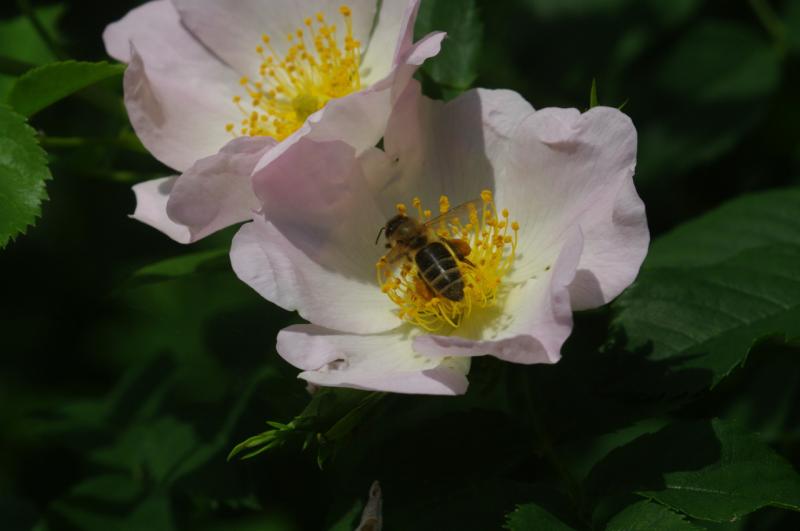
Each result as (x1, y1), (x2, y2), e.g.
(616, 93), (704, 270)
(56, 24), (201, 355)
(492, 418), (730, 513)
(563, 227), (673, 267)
(604, 501), (700, 530)
(505, 503), (576, 530)
(588, 419), (800, 523)
(2, 1), (800, 530)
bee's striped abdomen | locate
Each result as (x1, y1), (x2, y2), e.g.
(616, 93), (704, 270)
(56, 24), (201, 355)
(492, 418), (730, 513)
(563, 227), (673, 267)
(415, 242), (465, 301)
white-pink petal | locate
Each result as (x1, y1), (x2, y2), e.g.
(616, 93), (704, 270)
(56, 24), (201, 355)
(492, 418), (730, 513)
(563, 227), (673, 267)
(277, 324), (470, 395)
(233, 139), (403, 334)
(165, 136), (276, 242)
(380, 81), (534, 210)
(497, 106), (648, 308)
(131, 177), (191, 243)
(360, 0), (419, 84)
(104, 0), (241, 171)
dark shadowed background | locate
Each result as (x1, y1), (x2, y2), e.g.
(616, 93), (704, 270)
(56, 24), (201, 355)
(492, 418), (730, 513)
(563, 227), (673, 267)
(1, 0), (799, 529)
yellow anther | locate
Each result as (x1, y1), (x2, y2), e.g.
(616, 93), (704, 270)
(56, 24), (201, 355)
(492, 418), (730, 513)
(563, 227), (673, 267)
(225, 123), (234, 132)
(396, 203), (407, 214)
(481, 190), (493, 203)
(439, 195), (450, 214)
(227, 7), (363, 140)
(412, 197), (421, 208)
(511, 221), (520, 231)
(232, 95), (241, 103)
(502, 208), (509, 218)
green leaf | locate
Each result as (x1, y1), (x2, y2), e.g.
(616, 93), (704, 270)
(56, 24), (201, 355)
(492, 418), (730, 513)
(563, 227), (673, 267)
(589, 78), (599, 108)
(0, 5), (64, 100)
(326, 499), (363, 531)
(588, 419), (800, 523)
(655, 22), (779, 103)
(636, 21), (780, 185)
(786, 1), (800, 54)
(414, 0), (483, 98)
(90, 417), (198, 484)
(611, 188), (800, 393)
(606, 501), (701, 530)
(8, 61), (124, 117)
(614, 244), (800, 392)
(0, 104), (51, 249)
(645, 187), (800, 270)
(504, 503), (576, 530)
(129, 248), (230, 286)
(0, 5), (63, 66)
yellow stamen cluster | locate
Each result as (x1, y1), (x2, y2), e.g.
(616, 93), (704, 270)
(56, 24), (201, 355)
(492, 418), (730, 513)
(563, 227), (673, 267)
(377, 190), (519, 332)
(226, 5), (362, 140)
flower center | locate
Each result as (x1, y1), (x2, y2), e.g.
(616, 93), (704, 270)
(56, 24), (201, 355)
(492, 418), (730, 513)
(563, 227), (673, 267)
(377, 191), (519, 332)
(225, 5), (362, 140)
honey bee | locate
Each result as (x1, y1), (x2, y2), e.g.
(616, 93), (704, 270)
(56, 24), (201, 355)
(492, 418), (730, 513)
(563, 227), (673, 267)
(375, 201), (477, 302)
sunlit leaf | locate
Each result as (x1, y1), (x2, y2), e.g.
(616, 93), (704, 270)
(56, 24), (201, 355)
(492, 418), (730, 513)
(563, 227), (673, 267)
(612, 188), (800, 393)
(644, 187), (800, 270)
(0, 104), (51, 248)
(8, 61), (124, 117)
(415, 0), (483, 98)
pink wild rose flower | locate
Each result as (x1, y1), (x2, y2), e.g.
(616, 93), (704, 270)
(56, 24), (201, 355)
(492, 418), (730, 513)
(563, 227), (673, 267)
(103, 0), (444, 243)
(229, 82), (650, 395)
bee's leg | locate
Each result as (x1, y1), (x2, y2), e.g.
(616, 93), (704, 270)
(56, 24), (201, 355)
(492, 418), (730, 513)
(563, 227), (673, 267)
(460, 256), (476, 268)
(444, 238), (474, 266)
(415, 273), (435, 301)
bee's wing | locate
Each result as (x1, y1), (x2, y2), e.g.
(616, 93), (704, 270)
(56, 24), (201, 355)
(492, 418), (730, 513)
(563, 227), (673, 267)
(423, 199), (481, 233)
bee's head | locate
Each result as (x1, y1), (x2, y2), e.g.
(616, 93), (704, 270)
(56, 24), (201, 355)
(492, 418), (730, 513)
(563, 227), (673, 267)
(376, 214), (419, 246)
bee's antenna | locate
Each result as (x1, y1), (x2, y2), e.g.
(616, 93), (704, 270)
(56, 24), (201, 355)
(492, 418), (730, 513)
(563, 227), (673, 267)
(374, 226), (385, 245)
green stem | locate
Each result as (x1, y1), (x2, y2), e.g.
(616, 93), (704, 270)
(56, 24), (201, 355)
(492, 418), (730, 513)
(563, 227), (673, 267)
(15, 0), (68, 60)
(749, 0), (787, 54)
